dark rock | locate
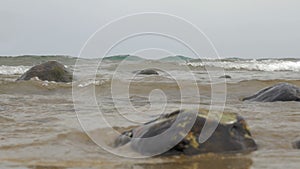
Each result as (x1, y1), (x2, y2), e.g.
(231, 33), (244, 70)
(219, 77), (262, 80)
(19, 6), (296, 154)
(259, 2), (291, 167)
(219, 75), (232, 79)
(136, 69), (159, 75)
(17, 61), (73, 82)
(114, 109), (257, 156)
(292, 140), (300, 149)
(243, 83), (300, 102)
(129, 95), (150, 107)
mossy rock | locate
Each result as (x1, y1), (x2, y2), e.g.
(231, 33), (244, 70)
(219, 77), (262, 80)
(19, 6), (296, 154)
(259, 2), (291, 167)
(17, 61), (73, 82)
(114, 109), (257, 156)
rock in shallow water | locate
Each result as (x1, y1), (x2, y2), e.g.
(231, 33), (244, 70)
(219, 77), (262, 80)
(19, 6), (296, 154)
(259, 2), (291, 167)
(292, 140), (300, 149)
(114, 109), (257, 156)
(243, 83), (300, 102)
(17, 61), (73, 82)
(136, 69), (159, 75)
(219, 75), (232, 79)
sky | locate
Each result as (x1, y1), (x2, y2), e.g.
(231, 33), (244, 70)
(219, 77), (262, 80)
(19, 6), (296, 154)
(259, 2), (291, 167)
(0, 0), (300, 59)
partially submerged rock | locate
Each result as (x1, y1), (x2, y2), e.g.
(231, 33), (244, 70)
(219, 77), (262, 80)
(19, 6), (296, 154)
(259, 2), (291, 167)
(243, 83), (300, 102)
(114, 109), (257, 156)
(292, 140), (300, 149)
(136, 69), (159, 75)
(219, 75), (232, 79)
(17, 61), (73, 82)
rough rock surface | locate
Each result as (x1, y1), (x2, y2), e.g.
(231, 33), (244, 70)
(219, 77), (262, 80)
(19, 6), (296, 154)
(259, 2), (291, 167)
(114, 109), (257, 156)
(17, 61), (73, 82)
(243, 83), (300, 102)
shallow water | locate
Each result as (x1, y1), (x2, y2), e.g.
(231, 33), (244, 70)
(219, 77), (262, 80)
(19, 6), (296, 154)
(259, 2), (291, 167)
(0, 56), (300, 169)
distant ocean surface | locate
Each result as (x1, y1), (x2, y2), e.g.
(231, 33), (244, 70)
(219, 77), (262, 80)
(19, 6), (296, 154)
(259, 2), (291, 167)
(0, 55), (300, 169)
(1, 55), (300, 75)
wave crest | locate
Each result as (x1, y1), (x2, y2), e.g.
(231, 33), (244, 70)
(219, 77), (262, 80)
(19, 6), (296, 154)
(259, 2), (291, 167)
(187, 59), (300, 72)
(0, 66), (30, 75)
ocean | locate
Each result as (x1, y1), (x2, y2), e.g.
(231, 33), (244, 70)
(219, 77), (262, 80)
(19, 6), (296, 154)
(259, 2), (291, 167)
(0, 55), (300, 169)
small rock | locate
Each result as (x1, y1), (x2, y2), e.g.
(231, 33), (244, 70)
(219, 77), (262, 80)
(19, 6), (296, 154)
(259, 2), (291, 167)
(219, 75), (231, 79)
(137, 69), (159, 75)
(292, 140), (300, 149)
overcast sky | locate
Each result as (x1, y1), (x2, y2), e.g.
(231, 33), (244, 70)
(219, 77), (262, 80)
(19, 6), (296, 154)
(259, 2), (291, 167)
(0, 0), (300, 58)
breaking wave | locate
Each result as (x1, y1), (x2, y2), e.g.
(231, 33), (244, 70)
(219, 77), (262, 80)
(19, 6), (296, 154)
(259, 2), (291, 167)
(0, 66), (30, 75)
(187, 59), (300, 72)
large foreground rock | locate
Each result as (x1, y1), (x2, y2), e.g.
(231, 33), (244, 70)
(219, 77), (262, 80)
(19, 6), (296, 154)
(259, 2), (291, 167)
(17, 61), (73, 82)
(114, 109), (257, 156)
(243, 83), (300, 102)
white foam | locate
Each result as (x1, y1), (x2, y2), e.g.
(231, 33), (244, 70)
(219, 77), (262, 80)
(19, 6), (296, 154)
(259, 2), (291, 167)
(187, 60), (300, 72)
(78, 80), (107, 88)
(0, 66), (30, 75)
